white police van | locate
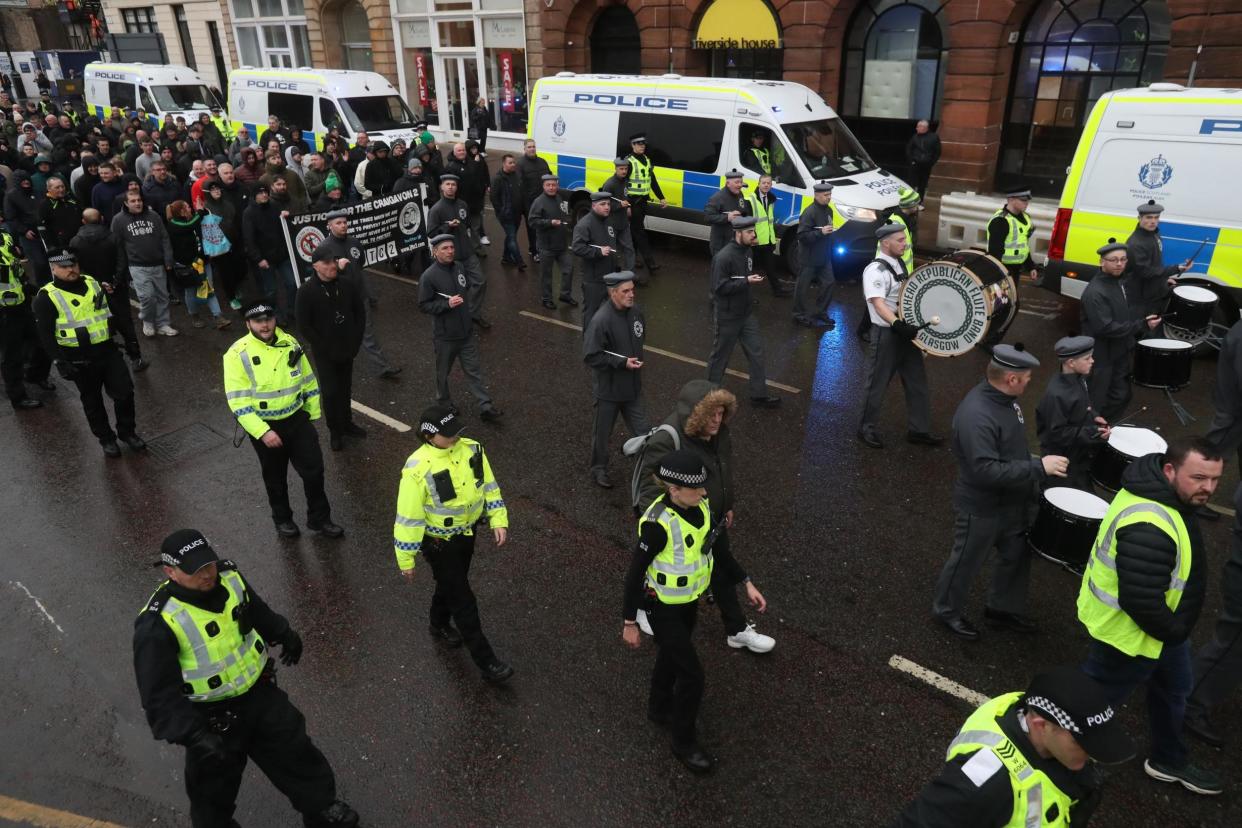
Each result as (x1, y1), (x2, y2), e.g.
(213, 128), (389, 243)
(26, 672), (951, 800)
(228, 68), (421, 151)
(84, 62), (225, 130)
(529, 73), (911, 278)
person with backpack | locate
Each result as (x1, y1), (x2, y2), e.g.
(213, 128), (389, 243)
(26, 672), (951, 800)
(630, 379), (776, 654)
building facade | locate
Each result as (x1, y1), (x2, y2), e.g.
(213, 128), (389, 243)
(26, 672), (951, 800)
(100, 0), (237, 90)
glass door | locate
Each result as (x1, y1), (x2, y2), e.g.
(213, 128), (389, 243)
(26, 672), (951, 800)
(437, 55), (478, 136)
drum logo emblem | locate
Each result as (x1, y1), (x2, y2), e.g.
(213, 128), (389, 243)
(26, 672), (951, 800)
(898, 263), (990, 356)
(1138, 155), (1173, 189)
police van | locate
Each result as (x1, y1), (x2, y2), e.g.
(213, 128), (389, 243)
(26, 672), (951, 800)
(84, 63), (226, 130)
(1043, 84), (1242, 321)
(228, 68), (421, 151)
(529, 73), (910, 278)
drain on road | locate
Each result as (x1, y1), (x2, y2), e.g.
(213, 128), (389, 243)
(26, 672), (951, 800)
(145, 422), (228, 465)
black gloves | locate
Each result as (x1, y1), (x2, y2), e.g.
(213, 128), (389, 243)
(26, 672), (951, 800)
(279, 629), (303, 666)
(891, 319), (918, 341)
(55, 361), (79, 381)
(186, 727), (229, 765)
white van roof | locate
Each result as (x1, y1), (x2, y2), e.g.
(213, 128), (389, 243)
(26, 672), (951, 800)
(536, 73), (838, 122)
(230, 67), (400, 95)
(84, 62), (207, 85)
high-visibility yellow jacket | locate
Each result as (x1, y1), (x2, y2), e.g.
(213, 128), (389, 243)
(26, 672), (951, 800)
(222, 328), (321, 439)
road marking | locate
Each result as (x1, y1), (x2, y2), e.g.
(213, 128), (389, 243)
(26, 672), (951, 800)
(1017, 309), (1057, 320)
(518, 310), (802, 394)
(889, 655), (988, 707)
(366, 267), (420, 287)
(10, 582), (65, 635)
(351, 399), (412, 432)
(0, 795), (127, 828)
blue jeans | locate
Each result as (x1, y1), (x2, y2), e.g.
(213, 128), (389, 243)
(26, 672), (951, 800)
(257, 260), (298, 324)
(186, 268), (222, 317)
(500, 221), (521, 263)
(1082, 639), (1192, 767)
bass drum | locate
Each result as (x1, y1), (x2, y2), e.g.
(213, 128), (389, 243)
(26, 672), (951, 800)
(898, 250), (1020, 357)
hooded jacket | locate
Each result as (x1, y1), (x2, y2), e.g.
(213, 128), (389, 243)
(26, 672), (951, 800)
(636, 379), (737, 519)
(259, 161), (307, 213)
(1111, 453), (1208, 646)
(242, 197), (290, 266)
(2, 171), (39, 236)
(235, 148), (263, 186)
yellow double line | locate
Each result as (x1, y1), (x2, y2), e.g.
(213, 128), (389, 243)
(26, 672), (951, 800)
(0, 795), (128, 828)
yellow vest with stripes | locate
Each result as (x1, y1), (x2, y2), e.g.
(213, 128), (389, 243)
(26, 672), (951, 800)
(992, 208), (1032, 266)
(627, 153), (653, 197)
(222, 329), (321, 439)
(745, 191), (777, 246)
(641, 497), (713, 605)
(39, 276), (112, 346)
(0, 232), (24, 307)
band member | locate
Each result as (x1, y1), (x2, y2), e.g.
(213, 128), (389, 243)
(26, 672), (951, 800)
(1126, 199), (1190, 316)
(1036, 335), (1110, 490)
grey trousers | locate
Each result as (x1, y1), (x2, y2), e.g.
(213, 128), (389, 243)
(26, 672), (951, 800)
(540, 249), (574, 301)
(591, 397), (649, 471)
(460, 254), (486, 319)
(1188, 481), (1242, 717)
(1088, 351), (1133, 422)
(792, 262), (835, 321)
(434, 334), (492, 410)
(129, 264), (170, 328)
(933, 509), (1031, 621)
(706, 313), (767, 398)
(860, 326), (931, 433)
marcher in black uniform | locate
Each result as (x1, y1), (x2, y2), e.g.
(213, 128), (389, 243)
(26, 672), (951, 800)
(0, 228), (52, 409)
(706, 216), (780, 408)
(704, 169), (747, 257)
(892, 666), (1132, 828)
(1080, 239), (1161, 420)
(133, 529), (359, 828)
(584, 271), (649, 488)
(295, 246), (367, 452)
(33, 251), (144, 457)
(1126, 199), (1189, 317)
(571, 192), (618, 332)
(426, 174), (491, 328)
(793, 180), (838, 328)
(622, 450), (768, 773)
(600, 158), (637, 272)
(418, 234), (502, 421)
(932, 345), (1069, 640)
(624, 133), (664, 272)
(1036, 335), (1110, 491)
(527, 173), (576, 310)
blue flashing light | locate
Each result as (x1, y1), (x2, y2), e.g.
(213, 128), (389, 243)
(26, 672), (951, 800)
(835, 245), (847, 256)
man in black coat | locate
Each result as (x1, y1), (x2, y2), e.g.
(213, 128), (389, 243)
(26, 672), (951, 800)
(37, 177), (83, 252)
(295, 247), (366, 451)
(904, 120), (941, 200)
(600, 158), (637, 272)
(1126, 199), (1189, 316)
(515, 139), (552, 261)
(704, 169), (748, 257)
(571, 192), (618, 330)
(1036, 335), (1109, 491)
(706, 216), (779, 408)
(527, 174), (575, 311)
(583, 271), (648, 489)
(426, 174), (488, 327)
(243, 184), (298, 325)
(489, 153), (525, 269)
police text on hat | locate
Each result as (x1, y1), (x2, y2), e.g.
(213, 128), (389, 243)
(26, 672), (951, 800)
(419, 405), (464, 437)
(154, 529), (220, 574)
(1022, 666), (1134, 764)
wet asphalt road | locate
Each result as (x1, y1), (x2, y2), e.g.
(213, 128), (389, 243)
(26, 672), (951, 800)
(3, 219), (1242, 828)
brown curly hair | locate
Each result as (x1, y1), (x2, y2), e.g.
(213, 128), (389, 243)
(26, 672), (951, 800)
(684, 388), (737, 438)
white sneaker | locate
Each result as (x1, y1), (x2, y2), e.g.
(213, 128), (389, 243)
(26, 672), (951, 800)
(727, 624), (775, 653)
(635, 608), (653, 636)
(157, 325), (179, 337)
(142, 322), (155, 338)
(480, 235), (491, 245)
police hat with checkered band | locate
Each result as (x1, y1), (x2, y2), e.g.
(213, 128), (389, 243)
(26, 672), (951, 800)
(1022, 666), (1134, 764)
(153, 529), (219, 574)
(655, 450), (708, 487)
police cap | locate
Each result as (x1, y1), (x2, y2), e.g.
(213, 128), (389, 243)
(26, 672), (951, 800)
(656, 450), (708, 487)
(419, 404), (464, 438)
(47, 250), (76, 268)
(243, 301), (277, 320)
(1006, 188), (1033, 200)
(629, 133), (647, 144)
(990, 343), (1040, 371)
(1023, 666), (1134, 764)
(153, 529), (220, 574)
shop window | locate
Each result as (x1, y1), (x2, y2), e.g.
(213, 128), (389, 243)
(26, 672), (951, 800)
(616, 112), (724, 174)
(841, 1), (947, 122)
(173, 6), (197, 70)
(591, 6), (641, 75)
(268, 91), (313, 132)
(737, 124), (800, 187)
(109, 80), (137, 111)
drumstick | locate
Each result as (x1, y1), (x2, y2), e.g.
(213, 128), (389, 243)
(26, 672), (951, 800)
(437, 292), (457, 299)
(605, 350), (633, 360)
(911, 315), (942, 331)
(1109, 405), (1147, 428)
(1184, 237), (1210, 270)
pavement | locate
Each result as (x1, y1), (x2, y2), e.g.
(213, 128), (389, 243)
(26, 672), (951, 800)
(3, 222), (1241, 828)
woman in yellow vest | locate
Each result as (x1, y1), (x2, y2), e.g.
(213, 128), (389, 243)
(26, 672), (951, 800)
(622, 450), (766, 773)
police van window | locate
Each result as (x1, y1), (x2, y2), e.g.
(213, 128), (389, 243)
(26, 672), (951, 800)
(108, 81), (137, 112)
(268, 92), (314, 133)
(339, 95), (417, 133)
(140, 87), (158, 114)
(320, 98), (347, 134)
(152, 85), (217, 112)
(616, 112), (724, 174)
(739, 124), (802, 188)
(781, 117), (877, 179)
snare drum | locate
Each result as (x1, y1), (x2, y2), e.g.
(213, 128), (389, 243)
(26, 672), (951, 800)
(898, 251), (1020, 357)
(1091, 426), (1168, 491)
(1029, 487), (1110, 572)
(1133, 338), (1193, 390)
(1164, 285), (1218, 339)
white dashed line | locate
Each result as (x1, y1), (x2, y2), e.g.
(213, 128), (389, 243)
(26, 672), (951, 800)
(351, 399), (412, 432)
(11, 581), (66, 635)
(889, 655), (988, 707)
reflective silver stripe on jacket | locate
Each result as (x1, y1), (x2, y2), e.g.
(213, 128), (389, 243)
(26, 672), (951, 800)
(1091, 501), (1187, 593)
(161, 573), (261, 693)
(395, 515), (426, 529)
(1024, 784), (1043, 828)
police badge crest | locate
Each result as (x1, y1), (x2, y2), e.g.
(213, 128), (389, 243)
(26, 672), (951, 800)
(1138, 154), (1173, 189)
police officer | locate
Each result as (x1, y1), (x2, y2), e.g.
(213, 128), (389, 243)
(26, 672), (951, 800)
(622, 450), (767, 773)
(892, 666), (1133, 827)
(744, 174), (791, 297)
(987, 188), (1037, 280)
(0, 228), (52, 409)
(133, 529), (360, 828)
(417, 234), (502, 422)
(394, 405), (514, 684)
(1126, 199), (1190, 316)
(858, 187), (922, 339)
(741, 129), (771, 176)
(857, 224), (936, 449)
(932, 345), (1068, 640)
(222, 300), (344, 539)
(625, 133), (665, 272)
(600, 157), (637, 272)
(1080, 239), (1161, 420)
(33, 251), (143, 457)
(704, 169), (747, 257)
(571, 192), (617, 331)
(426, 174), (490, 328)
(527, 173), (576, 310)
(313, 210), (402, 376)
(706, 216), (780, 408)
(584, 271), (649, 488)
(793, 180), (839, 328)
(1036, 335), (1110, 492)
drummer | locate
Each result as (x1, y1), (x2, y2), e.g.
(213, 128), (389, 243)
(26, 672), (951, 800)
(1036, 335), (1110, 491)
(1126, 200), (1190, 317)
(1080, 239), (1161, 421)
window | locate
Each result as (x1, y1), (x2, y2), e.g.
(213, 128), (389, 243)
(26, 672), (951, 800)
(438, 20), (475, 47)
(108, 80), (137, 111)
(616, 113), (724, 174)
(339, 95), (417, 132)
(268, 91), (313, 131)
(152, 84), (221, 112)
(320, 98), (346, 133)
(340, 2), (373, 71)
(237, 27), (262, 66)
(710, 48), (783, 80)
(233, 0), (309, 69)
(841, 1), (947, 121)
(173, 6), (197, 70)
(122, 7), (158, 33)
(590, 6), (641, 74)
(781, 118), (877, 179)
(738, 124), (801, 187)
(140, 87), (157, 113)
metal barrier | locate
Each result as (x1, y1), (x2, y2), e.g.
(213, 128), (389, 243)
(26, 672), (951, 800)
(935, 191), (1057, 265)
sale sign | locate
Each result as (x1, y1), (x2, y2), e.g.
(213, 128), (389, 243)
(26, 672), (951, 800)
(415, 53), (429, 107)
(500, 52), (514, 112)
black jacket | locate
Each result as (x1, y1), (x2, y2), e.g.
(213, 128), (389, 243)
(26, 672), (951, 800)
(636, 379), (736, 519)
(1112, 453), (1208, 646)
(704, 186), (747, 255)
(426, 196), (474, 258)
(515, 154), (551, 209)
(295, 274), (366, 363)
(1212, 318), (1242, 418)
(489, 170), (520, 223)
(583, 298), (645, 402)
(1035, 372), (1105, 482)
(710, 241), (756, 320)
(1125, 224), (1180, 312)
(37, 195), (83, 252)
(904, 131), (942, 167)
(528, 192), (571, 252)
(951, 380), (1045, 514)
(797, 201), (835, 260)
(1080, 273), (1143, 367)
(418, 259), (473, 341)
(3, 174), (39, 236)
(571, 211), (618, 284)
(68, 223), (120, 285)
(241, 199), (290, 266)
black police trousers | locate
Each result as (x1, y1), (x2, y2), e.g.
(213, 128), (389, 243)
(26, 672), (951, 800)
(186, 677), (337, 828)
(314, 357), (356, 436)
(249, 409), (331, 526)
(71, 348), (136, 442)
(628, 197), (657, 267)
(422, 533), (497, 669)
(646, 598), (704, 747)
(0, 303), (51, 403)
